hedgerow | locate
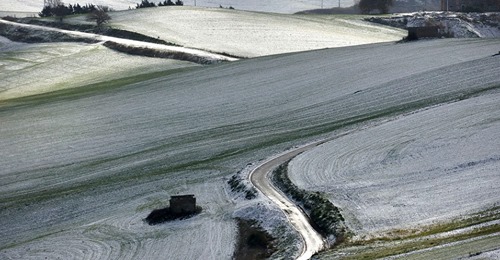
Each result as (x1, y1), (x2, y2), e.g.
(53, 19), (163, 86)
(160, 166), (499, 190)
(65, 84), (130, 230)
(271, 161), (348, 245)
(228, 173), (257, 200)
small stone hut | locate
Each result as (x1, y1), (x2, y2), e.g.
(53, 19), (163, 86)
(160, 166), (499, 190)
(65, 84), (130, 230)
(170, 195), (196, 214)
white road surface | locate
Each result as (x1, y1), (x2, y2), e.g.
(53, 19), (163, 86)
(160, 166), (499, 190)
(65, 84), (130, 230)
(249, 142), (326, 260)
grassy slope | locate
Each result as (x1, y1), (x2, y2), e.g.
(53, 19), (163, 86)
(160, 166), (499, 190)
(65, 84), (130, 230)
(288, 92), (500, 235)
(291, 93), (500, 258)
(98, 7), (405, 57)
(2, 7), (403, 101)
(0, 0), (356, 14)
(0, 38), (198, 101)
(0, 0), (138, 13)
(0, 39), (499, 259)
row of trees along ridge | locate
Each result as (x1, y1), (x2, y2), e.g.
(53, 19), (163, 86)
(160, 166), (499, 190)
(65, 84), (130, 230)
(357, 0), (394, 14)
(38, 0), (183, 26)
(40, 0), (100, 18)
(39, 0), (111, 26)
(136, 0), (184, 8)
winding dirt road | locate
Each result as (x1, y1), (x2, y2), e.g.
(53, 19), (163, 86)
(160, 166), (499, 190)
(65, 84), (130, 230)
(249, 142), (326, 260)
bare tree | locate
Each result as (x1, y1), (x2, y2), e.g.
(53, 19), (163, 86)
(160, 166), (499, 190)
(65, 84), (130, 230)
(53, 4), (71, 22)
(40, 0), (65, 19)
(86, 6), (111, 29)
(358, 0), (393, 14)
(44, 0), (64, 8)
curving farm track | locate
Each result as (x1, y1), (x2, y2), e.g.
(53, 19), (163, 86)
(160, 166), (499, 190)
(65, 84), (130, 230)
(1, 37), (499, 259)
(249, 142), (326, 259)
(289, 91), (500, 237)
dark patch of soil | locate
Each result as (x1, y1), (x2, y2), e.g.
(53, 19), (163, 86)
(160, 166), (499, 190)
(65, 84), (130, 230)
(144, 206), (202, 225)
(233, 218), (276, 260)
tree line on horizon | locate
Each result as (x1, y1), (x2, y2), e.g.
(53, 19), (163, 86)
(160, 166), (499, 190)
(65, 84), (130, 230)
(39, 2), (104, 18)
(357, 0), (394, 14)
(136, 0), (184, 8)
(39, 0), (184, 19)
(39, 0), (111, 26)
(37, 0), (394, 21)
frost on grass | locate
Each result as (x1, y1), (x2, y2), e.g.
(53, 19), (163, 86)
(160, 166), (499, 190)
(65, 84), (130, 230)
(288, 93), (500, 239)
(0, 37), (196, 101)
(105, 7), (405, 57)
(228, 163), (301, 259)
(0, 0), (356, 15)
(0, 179), (236, 260)
(271, 161), (348, 246)
(227, 171), (257, 200)
(1, 39), (499, 259)
(233, 201), (302, 259)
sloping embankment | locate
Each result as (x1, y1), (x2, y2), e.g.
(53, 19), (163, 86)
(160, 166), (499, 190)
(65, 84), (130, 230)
(0, 20), (98, 43)
(272, 161), (348, 246)
(0, 19), (237, 64)
(102, 41), (228, 64)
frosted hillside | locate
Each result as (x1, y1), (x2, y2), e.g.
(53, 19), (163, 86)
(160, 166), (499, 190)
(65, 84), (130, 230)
(1, 39), (498, 259)
(180, 0), (356, 13)
(1, 0), (140, 13)
(1, 0), (355, 14)
(0, 36), (197, 101)
(105, 7), (405, 57)
(0, 6), (404, 100)
(289, 93), (500, 237)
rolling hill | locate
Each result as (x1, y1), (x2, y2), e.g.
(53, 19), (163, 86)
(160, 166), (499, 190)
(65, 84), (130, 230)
(1, 0), (356, 14)
(1, 1), (500, 258)
(1, 6), (405, 101)
(70, 7), (405, 57)
(1, 38), (499, 259)
(0, 36), (198, 101)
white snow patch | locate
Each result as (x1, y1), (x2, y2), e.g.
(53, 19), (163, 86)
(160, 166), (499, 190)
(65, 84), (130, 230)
(0, 0), (356, 14)
(103, 7), (406, 57)
(1, 38), (499, 259)
(0, 36), (197, 101)
(289, 93), (500, 238)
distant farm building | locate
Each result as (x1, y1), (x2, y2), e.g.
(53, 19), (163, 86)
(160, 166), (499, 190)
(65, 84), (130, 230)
(170, 195), (196, 214)
(144, 194), (200, 225)
(441, 0), (500, 12)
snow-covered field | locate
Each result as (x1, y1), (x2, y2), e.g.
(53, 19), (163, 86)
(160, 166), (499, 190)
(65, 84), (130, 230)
(1, 38), (499, 259)
(1, 6), (406, 100)
(1, 179), (237, 259)
(288, 93), (500, 238)
(0, 0), (355, 14)
(103, 7), (405, 57)
(0, 36), (197, 101)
